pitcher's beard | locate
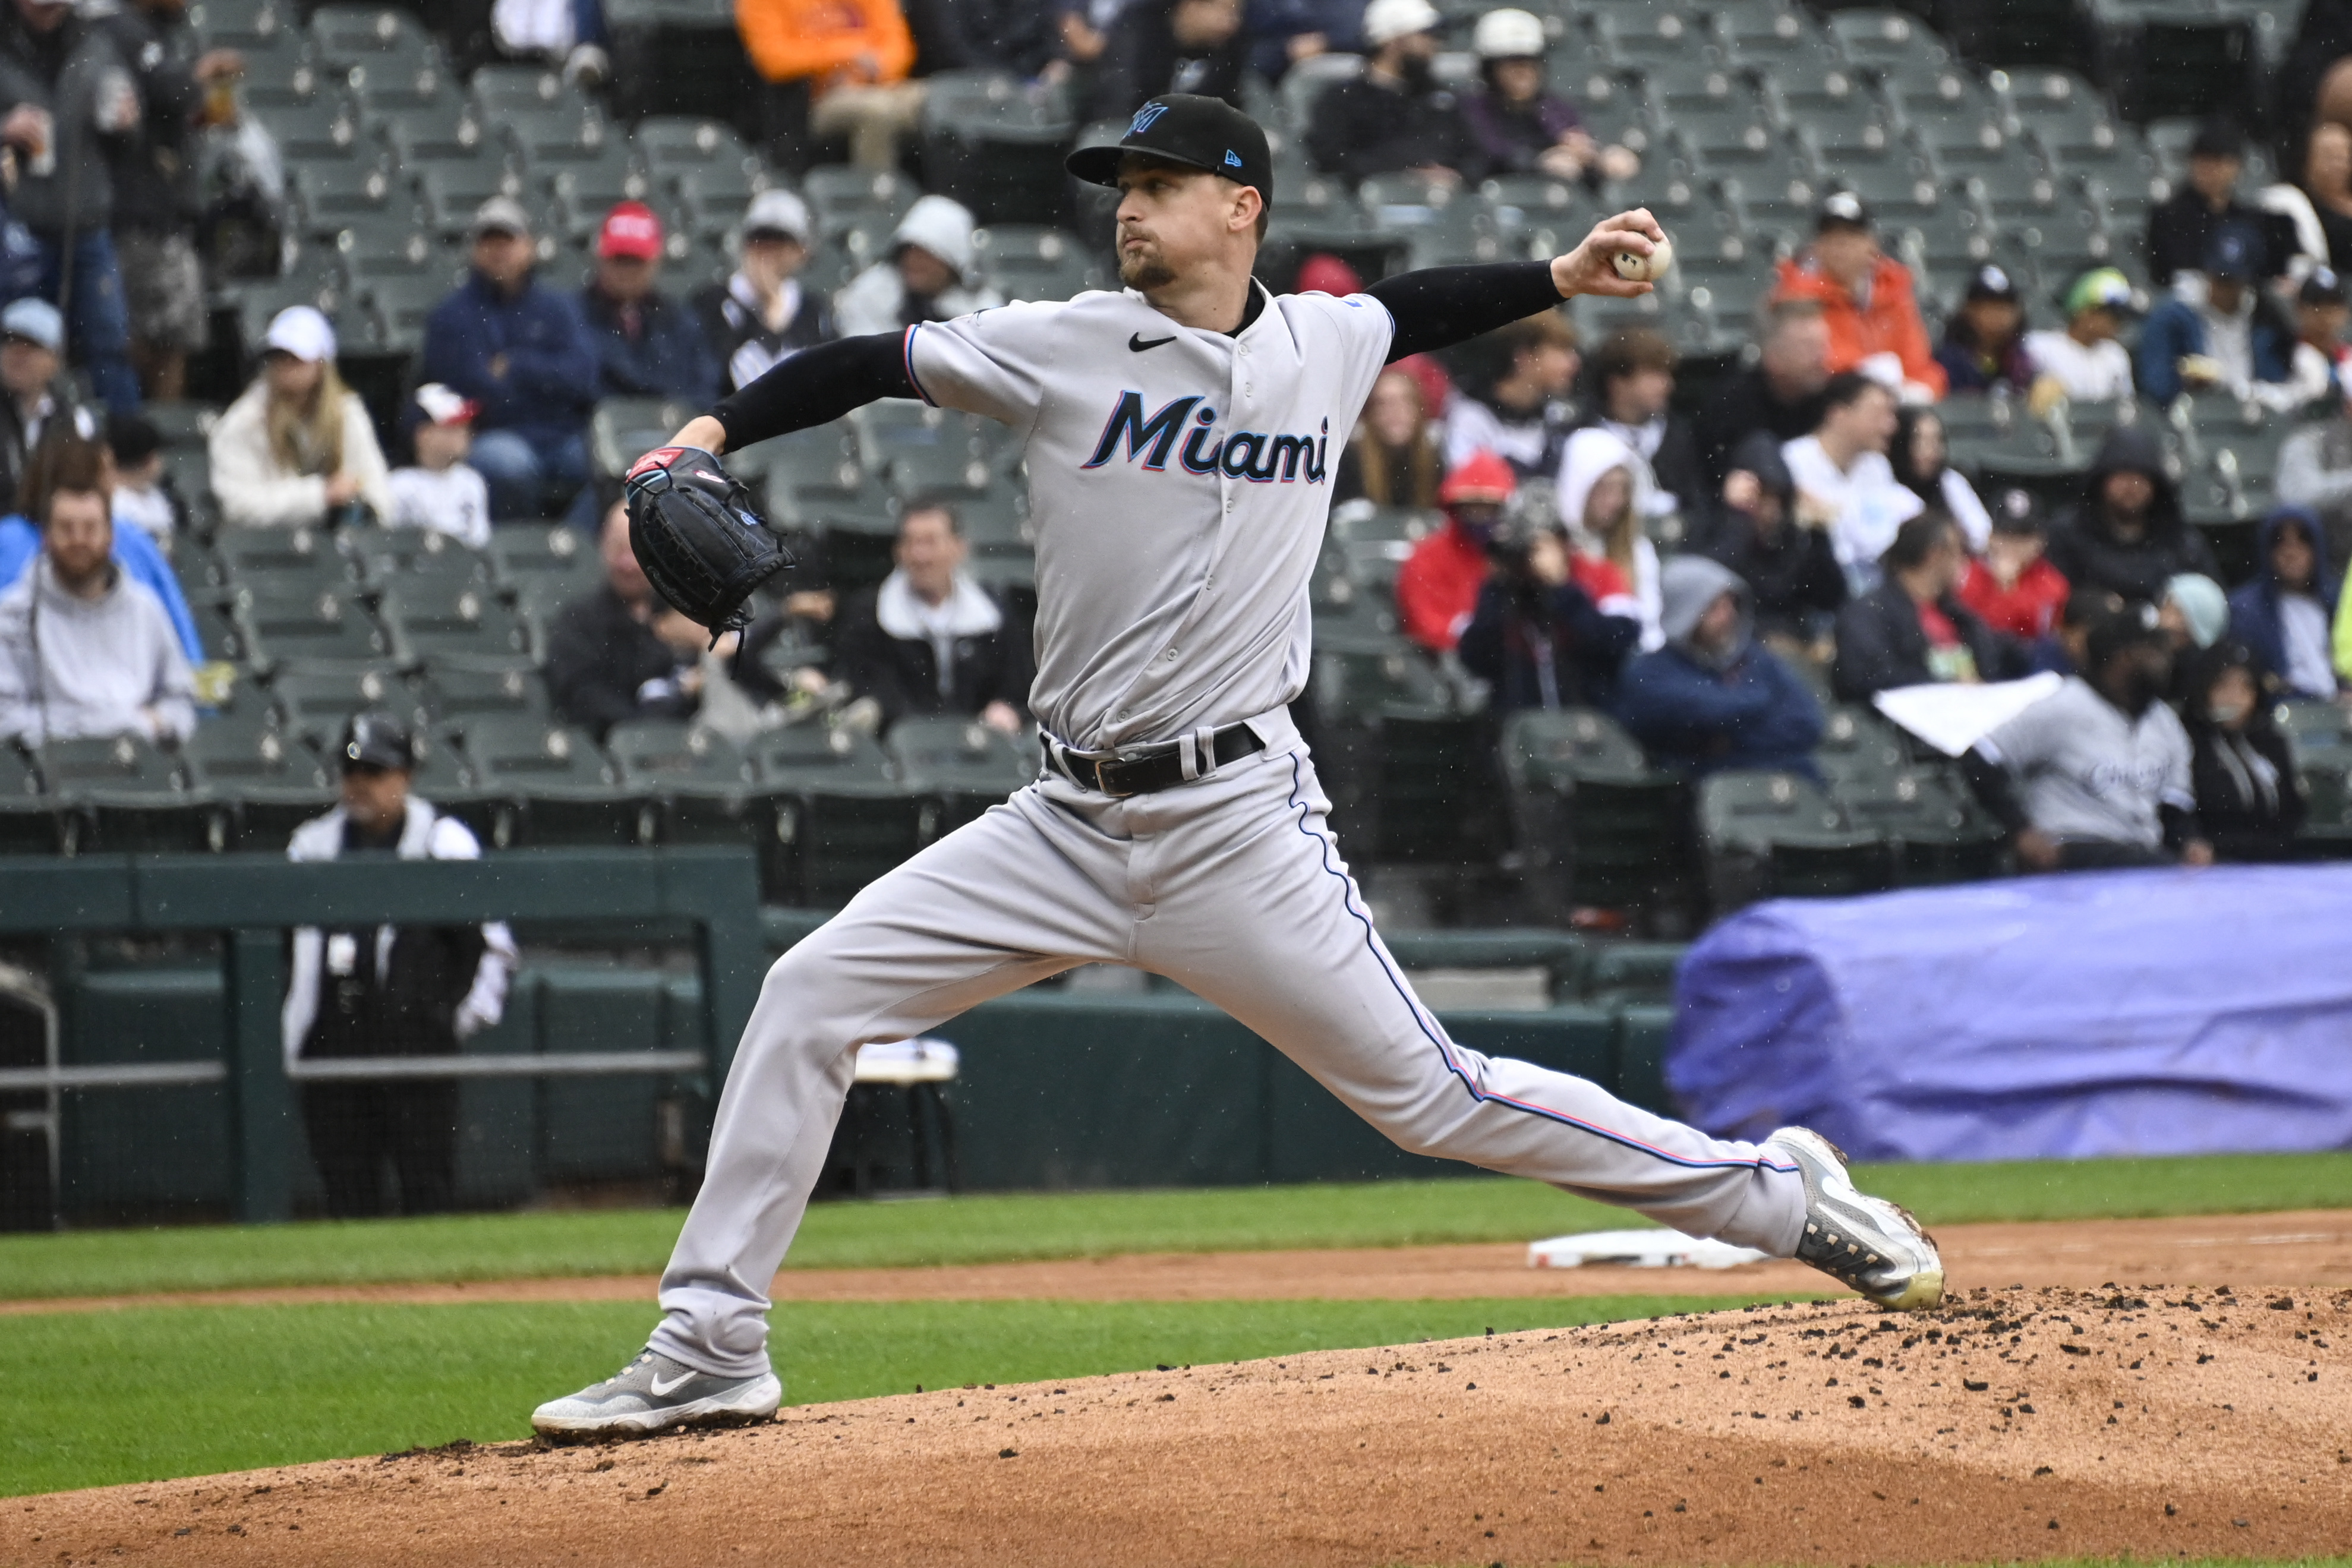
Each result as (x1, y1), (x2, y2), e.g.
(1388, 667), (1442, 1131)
(1119, 248), (1177, 291)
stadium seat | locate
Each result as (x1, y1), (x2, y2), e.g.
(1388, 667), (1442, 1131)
(460, 715), (643, 846)
(502, 106), (620, 171)
(414, 664), (551, 730)
(215, 526), (364, 596)
(352, 527), (491, 589)
(886, 717), (1034, 831)
(0, 743), (58, 854)
(266, 664), (420, 740)
(266, 96), (376, 166)
(1827, 763), (2003, 885)
(1716, 3), (1842, 71)
(2298, 762), (2352, 858)
(801, 165), (918, 239)
(541, 149), (655, 226)
(289, 160), (406, 234)
(414, 157), (525, 235)
(488, 522), (599, 621)
(343, 52), (455, 115)
(308, 4), (433, 64)
(1500, 708), (1694, 915)
(1591, 8), (1723, 68)
(918, 71), (1078, 228)
(234, 586), (396, 673)
(332, 219), (453, 282)
(381, 580), (537, 672)
(38, 734), (225, 854)
(181, 722), (338, 848)
(1698, 768), (1890, 912)
(590, 397), (698, 481)
(972, 224), (1098, 302)
(351, 272), (449, 355)
(607, 719), (764, 843)
(1825, 8), (1951, 74)
(752, 724), (932, 905)
(469, 64), (570, 116)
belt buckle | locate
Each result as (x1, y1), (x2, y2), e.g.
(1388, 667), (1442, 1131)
(1090, 756), (1134, 798)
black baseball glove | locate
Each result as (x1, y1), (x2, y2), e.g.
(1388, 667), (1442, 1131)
(622, 445), (794, 643)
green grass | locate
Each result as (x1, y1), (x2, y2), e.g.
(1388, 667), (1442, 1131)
(0, 1293), (1769, 1497)
(5, 1151), (2350, 1302)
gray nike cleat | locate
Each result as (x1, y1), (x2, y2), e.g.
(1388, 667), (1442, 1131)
(1768, 1126), (1946, 1310)
(531, 1348), (782, 1440)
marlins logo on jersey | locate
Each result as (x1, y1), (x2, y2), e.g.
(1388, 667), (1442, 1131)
(1082, 392), (1329, 483)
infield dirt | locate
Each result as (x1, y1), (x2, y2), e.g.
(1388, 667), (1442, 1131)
(11, 1283), (2347, 1567)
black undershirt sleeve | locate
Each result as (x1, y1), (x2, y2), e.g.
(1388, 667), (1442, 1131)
(1366, 261), (1568, 362)
(710, 332), (916, 452)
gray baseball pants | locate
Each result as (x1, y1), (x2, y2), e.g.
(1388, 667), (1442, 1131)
(650, 714), (1807, 1378)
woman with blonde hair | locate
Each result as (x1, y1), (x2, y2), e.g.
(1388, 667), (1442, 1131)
(1558, 425), (1662, 649)
(210, 307), (393, 528)
(1333, 368), (1442, 508)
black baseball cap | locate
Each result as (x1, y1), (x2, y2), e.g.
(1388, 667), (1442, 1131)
(1964, 263), (2019, 304)
(1066, 95), (1273, 212)
(339, 711), (415, 773)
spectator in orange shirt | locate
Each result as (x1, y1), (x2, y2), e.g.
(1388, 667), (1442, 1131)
(1772, 192), (1947, 402)
(738, 0), (922, 172)
(1396, 450), (1512, 653)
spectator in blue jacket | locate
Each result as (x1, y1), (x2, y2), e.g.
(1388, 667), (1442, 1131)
(2137, 223), (2297, 406)
(1456, 516), (1640, 713)
(419, 197), (600, 522)
(2227, 506), (2343, 699)
(579, 201), (717, 408)
(1615, 554), (1824, 778)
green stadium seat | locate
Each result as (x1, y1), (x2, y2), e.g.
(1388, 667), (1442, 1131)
(1500, 708), (1693, 915)
(1828, 763), (2004, 885)
(308, 3), (433, 64)
(469, 64), (570, 116)
(0, 743), (59, 854)
(266, 97), (374, 166)
(1698, 768), (1891, 913)
(182, 722), (338, 848)
(215, 526), (364, 595)
(488, 522), (599, 621)
(381, 580), (537, 673)
(354, 271), (454, 355)
(607, 718), (764, 843)
(800, 165), (918, 239)
(193, 0), (301, 56)
(353, 527), (491, 589)
(460, 715), (644, 846)
(39, 735), (225, 854)
(414, 664), (550, 729)
(289, 160), (408, 233)
(414, 157), (522, 234)
(752, 724), (931, 904)
(1826, 7), (1950, 73)
(233, 586), (396, 673)
(502, 107), (619, 170)
(972, 224), (1098, 302)
(265, 664), (418, 739)
(886, 716), (1034, 831)
(343, 52), (455, 113)
(918, 71), (1077, 228)
(590, 396), (698, 481)
(544, 150), (655, 228)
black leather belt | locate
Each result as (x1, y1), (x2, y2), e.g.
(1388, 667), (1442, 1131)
(1042, 723), (1266, 798)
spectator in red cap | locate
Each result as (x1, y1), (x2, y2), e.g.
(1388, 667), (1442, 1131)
(1397, 450), (1512, 652)
(578, 201), (719, 406)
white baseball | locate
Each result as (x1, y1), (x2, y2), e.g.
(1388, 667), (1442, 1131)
(1612, 235), (1673, 282)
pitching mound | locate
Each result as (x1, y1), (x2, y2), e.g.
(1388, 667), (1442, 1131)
(12, 1286), (2348, 1566)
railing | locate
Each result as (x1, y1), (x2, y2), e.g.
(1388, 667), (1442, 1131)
(0, 846), (766, 1221)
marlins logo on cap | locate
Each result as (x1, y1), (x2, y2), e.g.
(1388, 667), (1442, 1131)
(1130, 102), (1171, 135)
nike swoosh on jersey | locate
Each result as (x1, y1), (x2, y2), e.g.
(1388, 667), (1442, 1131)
(649, 1371), (695, 1397)
(1128, 333), (1177, 351)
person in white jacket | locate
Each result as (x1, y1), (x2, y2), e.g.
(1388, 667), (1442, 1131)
(209, 306), (393, 528)
(282, 711), (516, 1217)
(1557, 425), (1663, 650)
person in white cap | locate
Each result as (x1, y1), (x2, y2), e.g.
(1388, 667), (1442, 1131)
(386, 384), (491, 549)
(1461, 8), (1638, 187)
(207, 305), (393, 528)
(692, 190), (835, 395)
(1304, 0), (1475, 182)
(0, 296), (93, 517)
(832, 194), (1003, 337)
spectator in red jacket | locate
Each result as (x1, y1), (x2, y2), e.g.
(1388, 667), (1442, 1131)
(1771, 192), (1946, 401)
(1396, 450), (1512, 652)
(1958, 489), (2071, 641)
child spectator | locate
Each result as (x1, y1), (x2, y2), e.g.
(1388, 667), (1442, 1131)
(2025, 269), (2138, 408)
(387, 384), (492, 550)
(106, 411), (178, 541)
(1957, 490), (2070, 641)
(1934, 264), (2032, 395)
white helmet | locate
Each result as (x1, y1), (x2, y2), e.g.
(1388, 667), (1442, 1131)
(1362, 0), (1442, 47)
(1474, 7), (1547, 59)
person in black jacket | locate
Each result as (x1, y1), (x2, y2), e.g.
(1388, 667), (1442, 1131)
(2047, 422), (2220, 605)
(546, 499), (729, 738)
(1575, 326), (1705, 523)
(2143, 119), (2291, 287)
(1086, 0), (1246, 121)
(1693, 299), (1833, 485)
(1694, 431), (1845, 645)
(1831, 511), (2020, 701)
(694, 190), (834, 396)
(835, 499), (1031, 734)
(1303, 0), (1476, 182)
(1457, 514), (1640, 712)
(2185, 639), (2307, 861)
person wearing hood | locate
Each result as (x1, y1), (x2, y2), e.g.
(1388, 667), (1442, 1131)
(1890, 404), (1992, 552)
(2025, 268), (2139, 407)
(1831, 511), (2021, 701)
(419, 198), (601, 521)
(2136, 223), (2300, 406)
(1613, 554), (1823, 779)
(1965, 610), (2211, 871)
(1456, 509), (1638, 714)
(2046, 422), (2218, 602)
(1397, 450), (1510, 653)
(836, 497), (1031, 735)
(2227, 507), (2344, 699)
(833, 194), (1005, 337)
(1303, 0), (1477, 182)
(1694, 430), (1845, 645)
(2184, 639), (2306, 862)
(1557, 425), (1660, 649)
(1458, 7), (1638, 190)
(1957, 487), (2070, 641)
(2158, 570), (2228, 657)
(1781, 370), (1919, 594)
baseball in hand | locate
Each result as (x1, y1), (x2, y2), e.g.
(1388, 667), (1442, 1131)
(1612, 235), (1673, 282)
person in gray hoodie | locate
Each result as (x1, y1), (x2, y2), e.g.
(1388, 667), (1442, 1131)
(0, 435), (192, 744)
(1613, 553), (1824, 778)
(831, 194), (1004, 336)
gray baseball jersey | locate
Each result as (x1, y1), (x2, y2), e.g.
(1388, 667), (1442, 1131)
(906, 284), (1392, 750)
(641, 285), (1812, 1380)
(1978, 676), (2193, 849)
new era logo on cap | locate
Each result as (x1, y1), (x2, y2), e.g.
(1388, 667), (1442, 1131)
(1225, 149), (1242, 167)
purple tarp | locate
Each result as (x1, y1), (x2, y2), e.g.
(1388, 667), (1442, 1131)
(1667, 866), (2352, 1162)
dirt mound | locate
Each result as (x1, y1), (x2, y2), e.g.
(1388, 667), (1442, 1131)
(11, 1210), (2350, 1314)
(12, 1285), (2348, 1566)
